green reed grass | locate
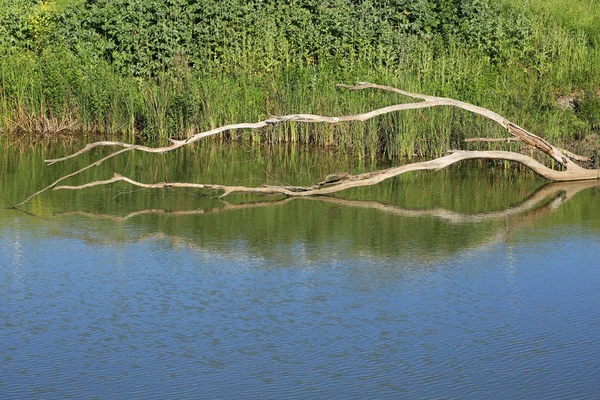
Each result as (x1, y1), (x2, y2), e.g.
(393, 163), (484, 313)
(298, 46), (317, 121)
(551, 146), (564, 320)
(0, 0), (598, 159)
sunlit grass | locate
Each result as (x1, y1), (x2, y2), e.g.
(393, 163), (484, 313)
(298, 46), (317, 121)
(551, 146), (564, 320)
(1, 0), (599, 158)
(512, 0), (600, 45)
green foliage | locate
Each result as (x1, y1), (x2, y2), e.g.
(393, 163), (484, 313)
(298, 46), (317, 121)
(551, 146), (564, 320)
(0, 0), (598, 158)
(510, 0), (600, 47)
(76, 0), (196, 76)
(576, 90), (600, 133)
(2, 0), (535, 76)
(0, 0), (36, 48)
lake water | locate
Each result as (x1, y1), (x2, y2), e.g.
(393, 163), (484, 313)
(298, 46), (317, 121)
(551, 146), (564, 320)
(1, 139), (599, 399)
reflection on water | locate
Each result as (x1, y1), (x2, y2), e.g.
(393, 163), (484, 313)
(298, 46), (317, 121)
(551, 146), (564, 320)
(1, 140), (599, 399)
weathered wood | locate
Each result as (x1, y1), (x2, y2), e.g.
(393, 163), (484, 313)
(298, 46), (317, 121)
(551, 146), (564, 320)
(52, 151), (598, 199)
(464, 137), (591, 162)
(15, 83), (600, 207)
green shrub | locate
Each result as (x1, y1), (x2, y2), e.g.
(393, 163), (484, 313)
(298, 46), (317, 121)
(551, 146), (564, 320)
(0, 0), (598, 157)
(576, 90), (600, 133)
(2, 0), (531, 76)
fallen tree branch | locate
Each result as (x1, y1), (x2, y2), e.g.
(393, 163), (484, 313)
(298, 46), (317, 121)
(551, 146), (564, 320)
(464, 137), (592, 162)
(52, 151), (598, 199)
(13, 147), (133, 208)
(46, 83), (575, 167)
(16, 83), (599, 207)
(464, 137), (521, 143)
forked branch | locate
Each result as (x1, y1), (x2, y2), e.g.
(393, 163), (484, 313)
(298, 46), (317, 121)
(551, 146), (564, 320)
(53, 150), (597, 199)
(17, 83), (599, 207)
(464, 137), (591, 162)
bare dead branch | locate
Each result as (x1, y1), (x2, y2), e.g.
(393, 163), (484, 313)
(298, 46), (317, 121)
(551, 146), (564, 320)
(339, 83), (581, 168)
(16, 83), (598, 208)
(46, 82), (571, 167)
(52, 151), (598, 202)
(464, 137), (592, 162)
(464, 137), (521, 143)
(13, 147), (133, 208)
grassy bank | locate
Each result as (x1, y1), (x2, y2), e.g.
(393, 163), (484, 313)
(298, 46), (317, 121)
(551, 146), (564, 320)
(0, 0), (599, 159)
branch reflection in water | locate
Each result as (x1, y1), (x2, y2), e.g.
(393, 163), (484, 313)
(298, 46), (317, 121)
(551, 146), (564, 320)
(55, 180), (599, 262)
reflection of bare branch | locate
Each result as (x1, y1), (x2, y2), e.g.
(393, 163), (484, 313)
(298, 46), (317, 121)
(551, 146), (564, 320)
(57, 180), (598, 225)
(50, 150), (599, 200)
(54, 181), (598, 263)
(57, 199), (295, 222)
(314, 180), (598, 223)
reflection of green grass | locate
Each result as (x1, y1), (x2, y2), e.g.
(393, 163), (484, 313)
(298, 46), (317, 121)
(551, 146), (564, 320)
(1, 139), (546, 215)
(3, 139), (598, 261)
(531, 186), (600, 229)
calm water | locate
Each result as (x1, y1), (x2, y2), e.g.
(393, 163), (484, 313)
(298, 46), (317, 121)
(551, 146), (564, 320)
(1, 140), (599, 399)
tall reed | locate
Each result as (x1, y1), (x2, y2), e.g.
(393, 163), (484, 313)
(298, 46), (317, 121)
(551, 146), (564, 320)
(1, 0), (598, 158)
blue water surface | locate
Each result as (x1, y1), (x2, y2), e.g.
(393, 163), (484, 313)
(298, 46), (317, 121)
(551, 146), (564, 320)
(1, 199), (599, 399)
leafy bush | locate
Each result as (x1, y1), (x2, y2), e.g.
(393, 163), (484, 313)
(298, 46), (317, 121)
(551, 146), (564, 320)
(1, 0), (597, 152)
(0, 0), (36, 49)
(2, 0), (533, 76)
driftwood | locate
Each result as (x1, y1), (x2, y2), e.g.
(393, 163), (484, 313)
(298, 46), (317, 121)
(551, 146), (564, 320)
(14, 83), (599, 207)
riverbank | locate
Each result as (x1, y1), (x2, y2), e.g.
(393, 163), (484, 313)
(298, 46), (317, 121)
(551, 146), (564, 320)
(1, 0), (599, 159)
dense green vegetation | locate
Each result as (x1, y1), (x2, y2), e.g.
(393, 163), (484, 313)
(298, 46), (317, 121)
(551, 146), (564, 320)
(1, 0), (599, 158)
